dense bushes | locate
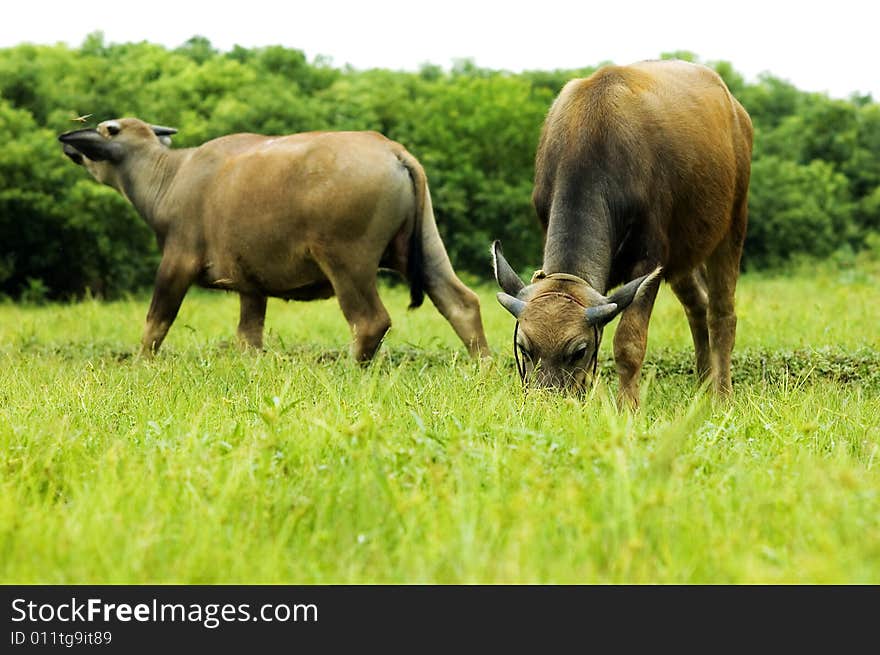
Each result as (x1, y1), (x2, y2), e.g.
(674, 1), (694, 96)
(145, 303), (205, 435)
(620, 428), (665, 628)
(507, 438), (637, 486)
(0, 36), (877, 299)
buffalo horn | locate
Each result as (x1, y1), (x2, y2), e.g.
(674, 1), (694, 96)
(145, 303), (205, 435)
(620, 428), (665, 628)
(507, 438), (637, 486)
(585, 302), (619, 326)
(497, 292), (527, 318)
(150, 124), (178, 136)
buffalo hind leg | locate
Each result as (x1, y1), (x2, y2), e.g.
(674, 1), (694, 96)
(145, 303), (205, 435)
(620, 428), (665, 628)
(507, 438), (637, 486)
(613, 268), (661, 409)
(140, 256), (199, 356)
(322, 264), (391, 362)
(669, 267), (711, 383)
(237, 293), (267, 349)
(424, 277), (489, 358)
(419, 200), (490, 357)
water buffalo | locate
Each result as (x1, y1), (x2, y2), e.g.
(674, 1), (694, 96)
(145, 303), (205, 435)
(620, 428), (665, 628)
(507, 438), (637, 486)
(59, 118), (489, 361)
(492, 60), (753, 406)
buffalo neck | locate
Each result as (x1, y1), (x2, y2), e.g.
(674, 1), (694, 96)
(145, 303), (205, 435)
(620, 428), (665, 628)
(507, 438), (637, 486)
(541, 189), (623, 295)
(118, 146), (192, 234)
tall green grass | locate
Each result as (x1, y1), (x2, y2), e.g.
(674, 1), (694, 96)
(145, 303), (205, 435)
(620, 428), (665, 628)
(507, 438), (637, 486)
(1, 264), (878, 583)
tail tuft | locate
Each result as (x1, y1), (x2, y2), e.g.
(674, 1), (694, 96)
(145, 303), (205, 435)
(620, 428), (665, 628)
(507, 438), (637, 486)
(408, 255), (425, 309)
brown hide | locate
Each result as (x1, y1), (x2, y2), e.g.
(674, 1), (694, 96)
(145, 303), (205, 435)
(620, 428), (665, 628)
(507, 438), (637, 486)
(59, 118), (489, 361)
(494, 60), (753, 405)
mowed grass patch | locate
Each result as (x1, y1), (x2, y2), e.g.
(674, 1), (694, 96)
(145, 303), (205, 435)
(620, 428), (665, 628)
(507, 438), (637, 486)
(0, 264), (878, 583)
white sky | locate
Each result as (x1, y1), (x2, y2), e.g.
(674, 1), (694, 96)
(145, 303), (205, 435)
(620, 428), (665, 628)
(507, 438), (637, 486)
(2, 1), (878, 100)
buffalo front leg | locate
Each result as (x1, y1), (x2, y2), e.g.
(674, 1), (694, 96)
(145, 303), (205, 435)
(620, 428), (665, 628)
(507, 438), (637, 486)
(237, 293), (267, 349)
(669, 267), (711, 383)
(612, 271), (660, 409)
(140, 257), (198, 357)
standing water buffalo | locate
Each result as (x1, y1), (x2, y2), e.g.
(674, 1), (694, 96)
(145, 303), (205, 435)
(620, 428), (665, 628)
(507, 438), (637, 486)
(59, 118), (489, 361)
(492, 60), (753, 405)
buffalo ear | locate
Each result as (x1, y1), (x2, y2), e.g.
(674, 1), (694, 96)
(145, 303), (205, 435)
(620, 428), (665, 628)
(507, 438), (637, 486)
(57, 128), (122, 162)
(491, 240), (526, 296)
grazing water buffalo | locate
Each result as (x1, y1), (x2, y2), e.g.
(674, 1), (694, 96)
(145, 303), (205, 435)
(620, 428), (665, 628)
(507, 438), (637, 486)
(493, 60), (753, 405)
(59, 118), (489, 361)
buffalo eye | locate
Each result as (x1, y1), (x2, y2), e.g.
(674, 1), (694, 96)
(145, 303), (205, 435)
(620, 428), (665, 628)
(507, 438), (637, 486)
(569, 345), (589, 365)
(106, 123), (121, 136)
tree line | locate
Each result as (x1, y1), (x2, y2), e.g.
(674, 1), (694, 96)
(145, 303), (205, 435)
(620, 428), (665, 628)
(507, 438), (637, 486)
(1, 34), (878, 300)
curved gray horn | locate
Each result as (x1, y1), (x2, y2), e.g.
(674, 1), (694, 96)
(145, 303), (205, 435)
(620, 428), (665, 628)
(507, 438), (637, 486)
(150, 124), (178, 136)
(585, 302), (619, 326)
(491, 240), (526, 295)
(607, 267), (663, 309)
(497, 292), (526, 318)
(58, 128), (122, 162)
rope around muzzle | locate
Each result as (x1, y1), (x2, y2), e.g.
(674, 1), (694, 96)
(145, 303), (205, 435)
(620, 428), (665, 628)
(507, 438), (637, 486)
(512, 269), (601, 390)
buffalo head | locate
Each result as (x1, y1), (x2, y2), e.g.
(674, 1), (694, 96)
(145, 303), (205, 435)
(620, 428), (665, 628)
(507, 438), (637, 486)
(59, 118), (177, 185)
(492, 240), (661, 393)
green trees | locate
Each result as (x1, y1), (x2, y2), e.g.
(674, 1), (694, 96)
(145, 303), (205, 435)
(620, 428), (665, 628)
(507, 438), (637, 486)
(388, 71), (552, 272)
(0, 37), (877, 299)
(743, 82), (879, 268)
(747, 157), (854, 268)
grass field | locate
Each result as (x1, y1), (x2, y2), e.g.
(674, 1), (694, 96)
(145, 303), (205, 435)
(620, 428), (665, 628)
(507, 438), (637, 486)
(1, 260), (879, 583)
